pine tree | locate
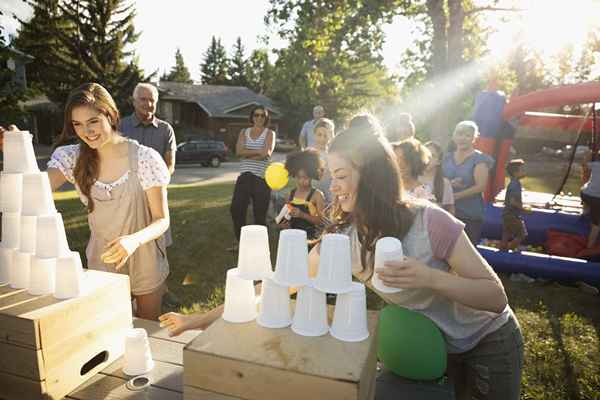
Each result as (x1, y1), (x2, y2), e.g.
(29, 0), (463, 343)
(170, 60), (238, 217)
(229, 37), (247, 86)
(14, 0), (151, 111)
(245, 49), (272, 94)
(200, 36), (230, 85)
(0, 35), (29, 124)
(164, 48), (192, 83)
(13, 0), (69, 95)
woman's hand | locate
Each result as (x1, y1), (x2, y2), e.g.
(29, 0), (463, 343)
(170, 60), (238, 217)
(451, 177), (464, 189)
(278, 220), (291, 230)
(100, 235), (140, 270)
(375, 257), (436, 290)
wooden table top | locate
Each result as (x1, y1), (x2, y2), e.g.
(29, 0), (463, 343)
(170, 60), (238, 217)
(65, 318), (233, 400)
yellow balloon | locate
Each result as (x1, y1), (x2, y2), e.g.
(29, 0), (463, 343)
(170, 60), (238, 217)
(265, 162), (289, 190)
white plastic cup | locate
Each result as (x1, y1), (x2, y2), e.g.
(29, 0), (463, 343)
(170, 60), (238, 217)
(19, 215), (37, 253)
(237, 225), (272, 280)
(257, 277), (292, 329)
(123, 328), (155, 376)
(28, 256), (56, 295)
(36, 214), (70, 258)
(21, 172), (56, 217)
(371, 237), (404, 294)
(222, 268), (257, 323)
(54, 251), (83, 299)
(0, 246), (16, 284)
(330, 282), (370, 342)
(10, 251), (32, 289)
(272, 229), (310, 287)
(291, 282), (329, 337)
(313, 233), (353, 294)
(3, 132), (39, 173)
(0, 172), (23, 213)
(1, 212), (21, 249)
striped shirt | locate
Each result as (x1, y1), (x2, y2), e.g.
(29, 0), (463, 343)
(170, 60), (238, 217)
(240, 128), (272, 178)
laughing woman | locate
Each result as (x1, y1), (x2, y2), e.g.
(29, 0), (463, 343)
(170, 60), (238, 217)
(47, 83), (170, 320)
(160, 121), (523, 400)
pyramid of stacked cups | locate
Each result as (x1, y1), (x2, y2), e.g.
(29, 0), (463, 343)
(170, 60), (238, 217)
(223, 225), (376, 342)
(0, 131), (83, 299)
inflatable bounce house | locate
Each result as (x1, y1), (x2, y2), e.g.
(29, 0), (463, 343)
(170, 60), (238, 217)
(472, 82), (600, 286)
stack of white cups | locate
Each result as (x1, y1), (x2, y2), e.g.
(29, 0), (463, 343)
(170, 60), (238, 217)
(0, 131), (83, 299)
(223, 225), (370, 342)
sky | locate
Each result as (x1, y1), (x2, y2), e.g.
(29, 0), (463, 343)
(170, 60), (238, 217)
(2, 0), (600, 82)
(0, 0), (414, 80)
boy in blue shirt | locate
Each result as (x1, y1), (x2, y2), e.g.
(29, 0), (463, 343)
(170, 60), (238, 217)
(501, 159), (529, 250)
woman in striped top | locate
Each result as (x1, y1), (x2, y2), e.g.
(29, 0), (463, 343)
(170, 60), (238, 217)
(229, 105), (276, 250)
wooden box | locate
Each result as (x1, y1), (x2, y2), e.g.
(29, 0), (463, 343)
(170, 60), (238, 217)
(0, 270), (133, 400)
(183, 308), (379, 400)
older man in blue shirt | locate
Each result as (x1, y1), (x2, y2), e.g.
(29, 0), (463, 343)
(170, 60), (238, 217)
(121, 83), (177, 174)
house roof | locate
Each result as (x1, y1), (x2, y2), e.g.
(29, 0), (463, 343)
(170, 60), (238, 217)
(157, 81), (281, 119)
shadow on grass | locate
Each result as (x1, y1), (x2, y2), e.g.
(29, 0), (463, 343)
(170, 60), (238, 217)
(501, 276), (600, 400)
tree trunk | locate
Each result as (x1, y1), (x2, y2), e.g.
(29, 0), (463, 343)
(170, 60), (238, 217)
(426, 0), (452, 147)
(426, 0), (448, 76)
(447, 0), (465, 70)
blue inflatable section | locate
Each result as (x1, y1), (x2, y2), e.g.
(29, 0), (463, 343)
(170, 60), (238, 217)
(480, 204), (600, 286)
(482, 204), (589, 245)
(472, 91), (507, 138)
(478, 246), (600, 285)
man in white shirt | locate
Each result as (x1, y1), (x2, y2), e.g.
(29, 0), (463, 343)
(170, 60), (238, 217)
(299, 105), (325, 149)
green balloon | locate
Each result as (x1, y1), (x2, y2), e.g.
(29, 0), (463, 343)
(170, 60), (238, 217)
(377, 305), (447, 380)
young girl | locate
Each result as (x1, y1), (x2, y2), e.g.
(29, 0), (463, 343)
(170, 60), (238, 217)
(47, 83), (170, 320)
(279, 149), (326, 240)
(392, 138), (434, 202)
(422, 141), (455, 214)
(313, 118), (335, 203)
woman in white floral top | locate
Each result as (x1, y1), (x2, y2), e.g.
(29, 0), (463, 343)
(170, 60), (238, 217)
(46, 83), (171, 320)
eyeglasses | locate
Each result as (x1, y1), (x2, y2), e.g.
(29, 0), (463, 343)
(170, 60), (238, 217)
(253, 113), (266, 118)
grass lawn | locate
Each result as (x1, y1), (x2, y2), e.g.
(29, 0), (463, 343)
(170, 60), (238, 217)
(56, 177), (599, 400)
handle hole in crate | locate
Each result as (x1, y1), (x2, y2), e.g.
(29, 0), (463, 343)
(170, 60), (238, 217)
(80, 350), (109, 376)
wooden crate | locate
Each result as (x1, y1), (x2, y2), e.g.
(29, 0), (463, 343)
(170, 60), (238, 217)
(0, 269), (133, 400)
(183, 308), (379, 400)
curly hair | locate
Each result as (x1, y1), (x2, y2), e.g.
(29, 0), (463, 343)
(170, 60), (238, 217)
(393, 138), (431, 179)
(285, 148), (324, 180)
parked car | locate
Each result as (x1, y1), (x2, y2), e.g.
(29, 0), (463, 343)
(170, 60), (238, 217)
(176, 140), (228, 167)
(275, 138), (298, 153)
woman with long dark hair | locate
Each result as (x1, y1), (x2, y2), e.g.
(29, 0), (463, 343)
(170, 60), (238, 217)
(228, 105), (276, 251)
(46, 83), (170, 320)
(161, 119), (522, 400)
(422, 141), (455, 214)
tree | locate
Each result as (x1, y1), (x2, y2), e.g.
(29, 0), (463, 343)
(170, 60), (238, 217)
(13, 0), (151, 111)
(229, 37), (248, 86)
(163, 48), (192, 83)
(245, 49), (273, 94)
(266, 0), (401, 133)
(12, 0), (70, 95)
(0, 35), (29, 125)
(200, 36), (229, 85)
